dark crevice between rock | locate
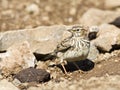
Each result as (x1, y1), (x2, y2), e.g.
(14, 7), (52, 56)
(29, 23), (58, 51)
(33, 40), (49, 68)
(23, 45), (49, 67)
(0, 50), (7, 53)
(109, 44), (120, 53)
(96, 46), (107, 54)
(96, 44), (120, 53)
(109, 16), (120, 28)
(33, 52), (56, 61)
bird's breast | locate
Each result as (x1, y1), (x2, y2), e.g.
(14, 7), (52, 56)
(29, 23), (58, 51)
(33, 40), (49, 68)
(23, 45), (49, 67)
(63, 39), (90, 62)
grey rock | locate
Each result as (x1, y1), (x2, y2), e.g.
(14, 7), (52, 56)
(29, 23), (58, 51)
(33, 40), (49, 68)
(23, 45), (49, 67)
(92, 24), (120, 52)
(88, 26), (99, 40)
(0, 79), (19, 90)
(94, 50), (120, 63)
(0, 25), (100, 62)
(80, 8), (120, 26)
(0, 41), (36, 76)
(104, 0), (120, 9)
(25, 3), (39, 15)
(0, 25), (72, 54)
(0, 25), (99, 55)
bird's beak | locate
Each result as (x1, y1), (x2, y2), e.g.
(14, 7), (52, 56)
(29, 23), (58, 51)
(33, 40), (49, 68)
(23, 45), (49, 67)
(84, 26), (89, 31)
(67, 29), (72, 32)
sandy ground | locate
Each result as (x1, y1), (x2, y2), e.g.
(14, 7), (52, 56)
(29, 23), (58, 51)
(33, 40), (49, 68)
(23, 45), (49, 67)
(0, 0), (105, 32)
(0, 0), (120, 90)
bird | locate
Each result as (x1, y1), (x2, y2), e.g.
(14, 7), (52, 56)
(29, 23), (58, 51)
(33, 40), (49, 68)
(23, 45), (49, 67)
(49, 25), (90, 74)
(38, 25), (90, 74)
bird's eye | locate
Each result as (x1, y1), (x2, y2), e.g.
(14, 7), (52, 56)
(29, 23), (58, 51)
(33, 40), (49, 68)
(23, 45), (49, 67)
(76, 29), (80, 31)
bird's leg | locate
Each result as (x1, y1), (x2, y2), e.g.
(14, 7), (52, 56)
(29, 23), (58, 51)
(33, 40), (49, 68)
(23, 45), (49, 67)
(60, 59), (67, 74)
(73, 62), (84, 74)
(61, 63), (67, 74)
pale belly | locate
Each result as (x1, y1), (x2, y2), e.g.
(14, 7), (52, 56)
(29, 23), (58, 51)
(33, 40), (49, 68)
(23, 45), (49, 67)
(57, 38), (90, 62)
(61, 49), (89, 62)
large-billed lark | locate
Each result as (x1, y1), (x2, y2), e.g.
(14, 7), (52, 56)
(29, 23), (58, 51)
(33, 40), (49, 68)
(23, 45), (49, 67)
(49, 25), (90, 74)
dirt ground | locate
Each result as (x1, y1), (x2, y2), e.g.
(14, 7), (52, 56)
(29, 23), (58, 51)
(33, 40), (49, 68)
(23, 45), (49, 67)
(38, 51), (120, 80)
(0, 0), (120, 90)
(0, 0), (105, 32)
(24, 51), (120, 90)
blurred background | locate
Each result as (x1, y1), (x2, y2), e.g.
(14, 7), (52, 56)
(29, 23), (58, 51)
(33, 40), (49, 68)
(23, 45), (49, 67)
(0, 0), (119, 32)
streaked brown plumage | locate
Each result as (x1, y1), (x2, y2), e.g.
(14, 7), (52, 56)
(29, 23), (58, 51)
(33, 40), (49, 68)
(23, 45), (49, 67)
(52, 25), (90, 74)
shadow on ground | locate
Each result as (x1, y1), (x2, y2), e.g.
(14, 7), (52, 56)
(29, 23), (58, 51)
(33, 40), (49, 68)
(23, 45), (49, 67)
(53, 59), (95, 73)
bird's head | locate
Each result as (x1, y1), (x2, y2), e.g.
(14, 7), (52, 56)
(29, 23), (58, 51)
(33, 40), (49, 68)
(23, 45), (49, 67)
(68, 25), (89, 38)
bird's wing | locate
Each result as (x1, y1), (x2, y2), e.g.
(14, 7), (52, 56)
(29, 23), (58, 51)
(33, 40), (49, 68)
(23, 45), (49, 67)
(55, 38), (72, 52)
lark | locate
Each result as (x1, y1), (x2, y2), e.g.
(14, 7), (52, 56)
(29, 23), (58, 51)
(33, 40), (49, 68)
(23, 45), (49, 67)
(48, 25), (90, 74)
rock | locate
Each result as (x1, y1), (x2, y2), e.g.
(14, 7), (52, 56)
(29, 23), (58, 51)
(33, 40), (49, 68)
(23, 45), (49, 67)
(14, 67), (50, 83)
(92, 24), (120, 52)
(0, 25), (100, 63)
(88, 26), (99, 40)
(89, 26), (99, 33)
(109, 16), (120, 28)
(12, 78), (22, 87)
(87, 26), (99, 60)
(25, 3), (39, 15)
(94, 50), (120, 63)
(0, 25), (99, 55)
(80, 8), (120, 26)
(105, 0), (120, 9)
(0, 25), (72, 54)
(0, 41), (36, 76)
(0, 79), (19, 90)
(0, 25), (98, 55)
